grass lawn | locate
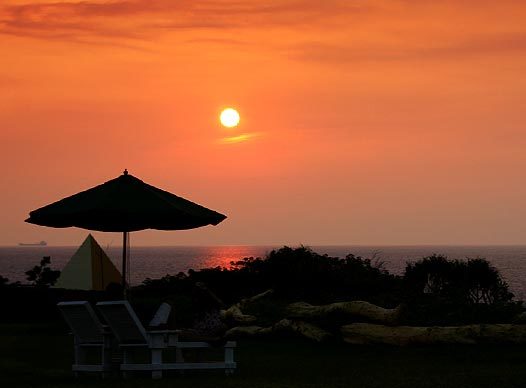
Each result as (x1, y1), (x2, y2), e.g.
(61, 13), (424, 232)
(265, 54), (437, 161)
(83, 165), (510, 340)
(1, 322), (526, 388)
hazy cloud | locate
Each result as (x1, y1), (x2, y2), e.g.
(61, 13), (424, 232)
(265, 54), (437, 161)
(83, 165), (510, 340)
(0, 0), (365, 41)
(220, 132), (261, 144)
(291, 34), (526, 64)
(1, 0), (525, 62)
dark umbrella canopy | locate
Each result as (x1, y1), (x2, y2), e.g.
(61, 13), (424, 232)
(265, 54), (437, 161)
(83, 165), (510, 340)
(26, 170), (226, 231)
(26, 170), (226, 292)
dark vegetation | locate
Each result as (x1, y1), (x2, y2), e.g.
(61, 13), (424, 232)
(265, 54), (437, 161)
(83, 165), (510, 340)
(2, 247), (526, 387)
(24, 256), (61, 287)
(0, 246), (523, 327)
(403, 255), (519, 325)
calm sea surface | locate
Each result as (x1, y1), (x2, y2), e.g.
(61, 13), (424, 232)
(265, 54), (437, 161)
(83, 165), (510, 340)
(1, 245), (526, 300)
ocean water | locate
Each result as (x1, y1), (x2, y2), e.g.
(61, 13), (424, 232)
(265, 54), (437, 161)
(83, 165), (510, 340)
(1, 245), (526, 300)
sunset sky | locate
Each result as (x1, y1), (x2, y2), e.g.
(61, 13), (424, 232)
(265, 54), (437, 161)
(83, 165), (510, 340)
(1, 0), (526, 246)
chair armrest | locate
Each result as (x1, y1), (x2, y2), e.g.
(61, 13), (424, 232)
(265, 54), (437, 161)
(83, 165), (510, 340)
(147, 330), (180, 348)
(149, 302), (172, 328)
(170, 341), (211, 348)
(147, 330), (181, 334)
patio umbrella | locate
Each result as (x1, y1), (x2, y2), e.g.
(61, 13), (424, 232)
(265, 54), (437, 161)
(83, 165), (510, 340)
(25, 170), (227, 290)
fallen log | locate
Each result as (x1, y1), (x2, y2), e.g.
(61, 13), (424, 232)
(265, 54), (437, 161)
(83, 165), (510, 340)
(220, 289), (274, 325)
(274, 319), (332, 342)
(239, 289), (274, 307)
(341, 323), (526, 346)
(220, 305), (258, 324)
(225, 325), (273, 338)
(287, 301), (401, 325)
(225, 319), (332, 342)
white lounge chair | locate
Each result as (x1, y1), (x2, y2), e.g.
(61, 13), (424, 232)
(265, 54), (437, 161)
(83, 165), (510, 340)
(96, 300), (236, 379)
(57, 301), (113, 377)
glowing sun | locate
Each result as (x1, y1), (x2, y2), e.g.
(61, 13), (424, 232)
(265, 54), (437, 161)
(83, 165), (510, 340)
(220, 108), (240, 128)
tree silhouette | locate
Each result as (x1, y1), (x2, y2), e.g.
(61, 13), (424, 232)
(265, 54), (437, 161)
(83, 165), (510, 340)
(404, 255), (513, 305)
(25, 256), (61, 287)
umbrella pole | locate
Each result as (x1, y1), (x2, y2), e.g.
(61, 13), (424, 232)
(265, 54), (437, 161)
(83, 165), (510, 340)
(122, 231), (127, 297)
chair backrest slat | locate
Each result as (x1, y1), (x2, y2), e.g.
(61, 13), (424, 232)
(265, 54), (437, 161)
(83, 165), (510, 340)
(149, 302), (172, 328)
(57, 301), (104, 344)
(96, 301), (148, 344)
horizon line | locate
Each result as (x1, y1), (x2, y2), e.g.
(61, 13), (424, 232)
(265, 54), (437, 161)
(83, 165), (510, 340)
(4, 243), (526, 248)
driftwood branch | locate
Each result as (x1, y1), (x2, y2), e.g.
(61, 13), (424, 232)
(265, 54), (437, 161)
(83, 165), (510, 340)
(220, 291), (526, 345)
(286, 301), (401, 325)
(341, 323), (526, 346)
(225, 319), (332, 342)
(274, 319), (333, 342)
(220, 305), (258, 324)
(220, 289), (274, 324)
(224, 325), (273, 338)
(239, 289), (275, 307)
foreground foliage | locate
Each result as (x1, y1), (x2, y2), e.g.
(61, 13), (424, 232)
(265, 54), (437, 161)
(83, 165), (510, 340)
(0, 246), (523, 326)
(24, 256), (61, 287)
(403, 255), (520, 324)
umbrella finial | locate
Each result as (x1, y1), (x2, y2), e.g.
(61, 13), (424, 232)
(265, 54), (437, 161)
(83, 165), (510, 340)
(123, 169), (128, 176)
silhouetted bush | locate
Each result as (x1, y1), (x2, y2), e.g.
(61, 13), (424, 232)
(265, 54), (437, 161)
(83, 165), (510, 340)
(129, 246), (403, 325)
(0, 287), (107, 323)
(25, 256), (61, 287)
(132, 272), (226, 327)
(404, 255), (513, 305)
(402, 255), (521, 324)
(1, 247), (522, 326)
(192, 246), (401, 305)
(0, 275), (9, 287)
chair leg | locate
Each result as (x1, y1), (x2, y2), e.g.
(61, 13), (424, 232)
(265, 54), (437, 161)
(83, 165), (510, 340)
(101, 343), (112, 379)
(151, 349), (163, 379)
(175, 348), (185, 363)
(73, 338), (86, 377)
(225, 343), (235, 376)
(174, 347), (185, 375)
(122, 349), (132, 379)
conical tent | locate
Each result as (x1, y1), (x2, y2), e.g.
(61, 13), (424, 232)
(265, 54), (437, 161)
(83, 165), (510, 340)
(55, 234), (121, 291)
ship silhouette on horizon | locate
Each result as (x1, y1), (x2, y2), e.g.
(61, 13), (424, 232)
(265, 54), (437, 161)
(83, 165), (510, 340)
(18, 241), (47, 246)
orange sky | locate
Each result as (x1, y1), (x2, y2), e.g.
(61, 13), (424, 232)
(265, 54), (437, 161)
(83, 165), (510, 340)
(1, 0), (526, 246)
